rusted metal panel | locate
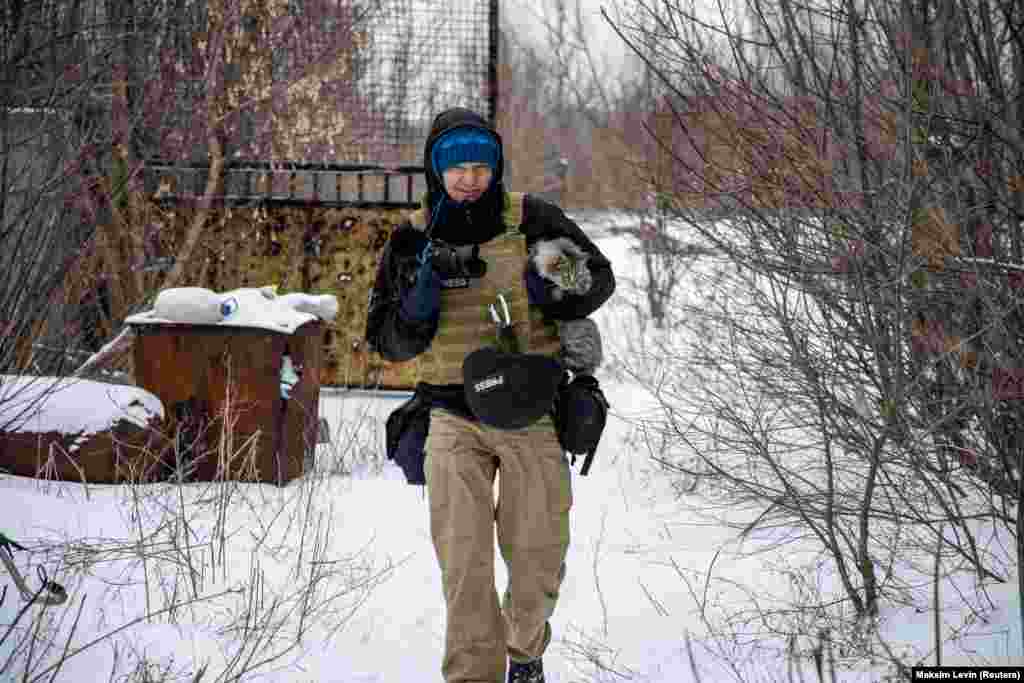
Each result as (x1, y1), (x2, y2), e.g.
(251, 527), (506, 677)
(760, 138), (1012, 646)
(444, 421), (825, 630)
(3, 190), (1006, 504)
(156, 203), (414, 389)
(0, 420), (165, 483)
(132, 321), (321, 485)
(57, 195), (420, 389)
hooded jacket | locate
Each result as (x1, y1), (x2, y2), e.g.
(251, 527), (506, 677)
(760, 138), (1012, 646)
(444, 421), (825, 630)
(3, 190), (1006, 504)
(365, 107), (615, 367)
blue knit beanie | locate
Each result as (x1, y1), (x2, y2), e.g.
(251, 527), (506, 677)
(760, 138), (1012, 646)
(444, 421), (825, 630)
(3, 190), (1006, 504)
(431, 127), (500, 177)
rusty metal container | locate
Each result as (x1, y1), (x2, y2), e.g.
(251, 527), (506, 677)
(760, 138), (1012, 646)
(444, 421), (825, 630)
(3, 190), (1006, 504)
(130, 321), (322, 485)
(0, 377), (164, 483)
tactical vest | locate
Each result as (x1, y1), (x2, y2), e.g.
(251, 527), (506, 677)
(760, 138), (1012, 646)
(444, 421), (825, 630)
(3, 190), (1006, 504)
(409, 192), (562, 385)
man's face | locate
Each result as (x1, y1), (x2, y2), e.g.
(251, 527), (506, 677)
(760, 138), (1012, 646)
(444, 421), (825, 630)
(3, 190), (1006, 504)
(443, 162), (494, 203)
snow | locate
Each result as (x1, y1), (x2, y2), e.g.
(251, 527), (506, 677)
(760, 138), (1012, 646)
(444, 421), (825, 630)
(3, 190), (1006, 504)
(0, 376), (163, 445)
(1, 217), (1022, 682)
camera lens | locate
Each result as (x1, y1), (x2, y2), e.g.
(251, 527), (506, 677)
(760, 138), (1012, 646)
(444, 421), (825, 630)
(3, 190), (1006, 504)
(432, 243), (487, 279)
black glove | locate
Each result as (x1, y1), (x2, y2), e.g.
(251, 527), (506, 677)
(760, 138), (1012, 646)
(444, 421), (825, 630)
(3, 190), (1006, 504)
(400, 242), (441, 322)
(390, 226), (431, 263)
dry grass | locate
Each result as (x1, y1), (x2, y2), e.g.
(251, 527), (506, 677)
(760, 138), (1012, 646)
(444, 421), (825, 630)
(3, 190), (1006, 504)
(0, 379), (392, 682)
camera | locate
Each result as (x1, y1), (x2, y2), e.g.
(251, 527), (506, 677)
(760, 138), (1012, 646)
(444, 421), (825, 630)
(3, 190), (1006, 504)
(431, 242), (487, 279)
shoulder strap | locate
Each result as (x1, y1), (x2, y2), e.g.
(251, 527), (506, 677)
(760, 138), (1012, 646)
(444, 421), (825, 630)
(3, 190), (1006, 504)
(504, 191), (525, 231)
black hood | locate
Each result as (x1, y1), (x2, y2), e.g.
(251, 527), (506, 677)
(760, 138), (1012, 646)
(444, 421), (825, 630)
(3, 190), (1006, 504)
(422, 107), (507, 245)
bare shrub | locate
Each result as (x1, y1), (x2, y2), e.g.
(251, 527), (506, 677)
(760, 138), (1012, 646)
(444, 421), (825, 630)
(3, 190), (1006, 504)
(1, 379), (392, 681)
(601, 0), (1024, 675)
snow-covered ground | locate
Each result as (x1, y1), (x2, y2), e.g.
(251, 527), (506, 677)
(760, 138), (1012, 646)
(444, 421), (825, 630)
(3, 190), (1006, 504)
(1, 216), (1021, 682)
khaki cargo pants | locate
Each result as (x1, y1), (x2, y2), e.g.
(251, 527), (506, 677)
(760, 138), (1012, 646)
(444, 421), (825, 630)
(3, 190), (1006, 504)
(425, 409), (572, 683)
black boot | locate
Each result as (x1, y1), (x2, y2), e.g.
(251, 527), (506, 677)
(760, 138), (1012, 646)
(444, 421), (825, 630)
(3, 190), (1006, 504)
(508, 658), (544, 683)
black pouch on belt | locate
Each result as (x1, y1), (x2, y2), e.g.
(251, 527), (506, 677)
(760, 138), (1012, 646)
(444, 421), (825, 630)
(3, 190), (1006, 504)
(553, 374), (609, 475)
(385, 384), (432, 485)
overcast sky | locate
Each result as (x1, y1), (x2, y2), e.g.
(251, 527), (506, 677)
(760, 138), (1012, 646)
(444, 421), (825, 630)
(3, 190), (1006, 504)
(502, 0), (639, 76)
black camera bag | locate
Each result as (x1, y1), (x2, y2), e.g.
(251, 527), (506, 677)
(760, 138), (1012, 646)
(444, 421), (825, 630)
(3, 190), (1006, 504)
(462, 347), (565, 430)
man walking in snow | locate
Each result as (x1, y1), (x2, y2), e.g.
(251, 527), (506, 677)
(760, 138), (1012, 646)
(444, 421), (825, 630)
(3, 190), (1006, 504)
(365, 107), (615, 683)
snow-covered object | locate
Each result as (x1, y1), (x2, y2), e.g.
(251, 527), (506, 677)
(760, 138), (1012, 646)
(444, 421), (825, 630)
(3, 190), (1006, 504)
(0, 376), (164, 451)
(125, 286), (339, 334)
(275, 292), (339, 322)
(153, 287), (238, 325)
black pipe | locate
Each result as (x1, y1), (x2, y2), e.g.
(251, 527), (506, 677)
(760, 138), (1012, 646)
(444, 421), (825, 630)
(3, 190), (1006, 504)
(489, 0), (499, 125)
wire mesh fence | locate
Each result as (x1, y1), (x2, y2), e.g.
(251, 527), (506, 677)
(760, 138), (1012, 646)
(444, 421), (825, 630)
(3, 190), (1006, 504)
(142, 0), (498, 197)
(253, 0), (498, 165)
(359, 0), (497, 157)
(3, 0), (498, 379)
